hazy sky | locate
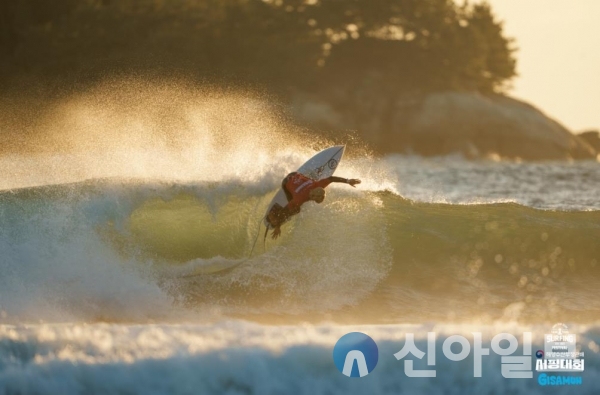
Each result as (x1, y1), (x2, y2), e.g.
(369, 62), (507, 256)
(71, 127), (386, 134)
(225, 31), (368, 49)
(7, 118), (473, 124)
(485, 0), (600, 132)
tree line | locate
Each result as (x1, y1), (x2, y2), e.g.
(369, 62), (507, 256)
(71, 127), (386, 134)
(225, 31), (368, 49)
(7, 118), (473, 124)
(0, 0), (516, 96)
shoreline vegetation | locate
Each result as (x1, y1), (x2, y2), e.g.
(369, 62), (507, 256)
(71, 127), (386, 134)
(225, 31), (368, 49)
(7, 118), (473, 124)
(1, 0), (597, 160)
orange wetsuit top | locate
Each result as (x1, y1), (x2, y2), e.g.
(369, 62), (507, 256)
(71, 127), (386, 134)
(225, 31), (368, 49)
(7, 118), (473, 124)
(268, 172), (349, 227)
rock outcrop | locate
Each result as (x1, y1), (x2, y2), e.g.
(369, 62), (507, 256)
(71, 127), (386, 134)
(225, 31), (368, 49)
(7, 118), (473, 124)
(290, 91), (597, 161)
(578, 130), (600, 154)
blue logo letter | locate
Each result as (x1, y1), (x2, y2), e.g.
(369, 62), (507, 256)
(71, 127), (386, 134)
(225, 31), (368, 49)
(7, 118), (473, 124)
(333, 332), (378, 377)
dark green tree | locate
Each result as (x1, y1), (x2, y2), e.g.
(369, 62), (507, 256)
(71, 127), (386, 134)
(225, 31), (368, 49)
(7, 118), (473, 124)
(1, 0), (516, 97)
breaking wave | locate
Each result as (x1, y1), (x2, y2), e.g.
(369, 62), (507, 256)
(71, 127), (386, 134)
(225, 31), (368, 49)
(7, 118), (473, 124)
(1, 176), (598, 324)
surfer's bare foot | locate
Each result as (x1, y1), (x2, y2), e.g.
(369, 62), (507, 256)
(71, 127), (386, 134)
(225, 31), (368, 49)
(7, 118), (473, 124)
(348, 179), (361, 187)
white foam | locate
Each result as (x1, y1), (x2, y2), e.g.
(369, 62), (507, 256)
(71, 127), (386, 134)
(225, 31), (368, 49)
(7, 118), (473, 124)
(1, 321), (598, 394)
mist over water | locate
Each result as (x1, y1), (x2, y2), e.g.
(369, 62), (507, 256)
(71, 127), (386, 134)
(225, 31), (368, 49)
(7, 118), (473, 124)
(0, 79), (331, 189)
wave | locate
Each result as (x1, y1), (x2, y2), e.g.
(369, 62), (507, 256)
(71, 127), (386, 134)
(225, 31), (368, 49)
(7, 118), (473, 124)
(1, 177), (598, 324)
(2, 321), (599, 395)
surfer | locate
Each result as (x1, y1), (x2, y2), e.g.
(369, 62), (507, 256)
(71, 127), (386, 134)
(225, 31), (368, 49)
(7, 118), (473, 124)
(267, 172), (361, 239)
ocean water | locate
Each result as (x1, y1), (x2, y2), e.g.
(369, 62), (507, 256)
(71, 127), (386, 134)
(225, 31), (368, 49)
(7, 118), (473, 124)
(0, 88), (599, 394)
(1, 152), (599, 394)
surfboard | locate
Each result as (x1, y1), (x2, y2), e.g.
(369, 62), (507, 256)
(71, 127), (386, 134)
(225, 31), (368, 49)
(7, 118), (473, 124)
(263, 145), (346, 228)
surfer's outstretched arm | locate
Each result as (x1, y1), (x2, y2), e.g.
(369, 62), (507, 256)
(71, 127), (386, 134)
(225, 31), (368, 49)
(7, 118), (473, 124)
(319, 176), (361, 187)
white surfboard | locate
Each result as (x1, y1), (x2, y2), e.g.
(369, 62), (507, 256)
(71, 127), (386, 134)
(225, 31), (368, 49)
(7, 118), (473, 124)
(264, 145), (346, 228)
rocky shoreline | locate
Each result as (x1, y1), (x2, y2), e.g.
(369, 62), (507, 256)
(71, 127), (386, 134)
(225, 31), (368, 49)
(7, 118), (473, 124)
(290, 90), (598, 161)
